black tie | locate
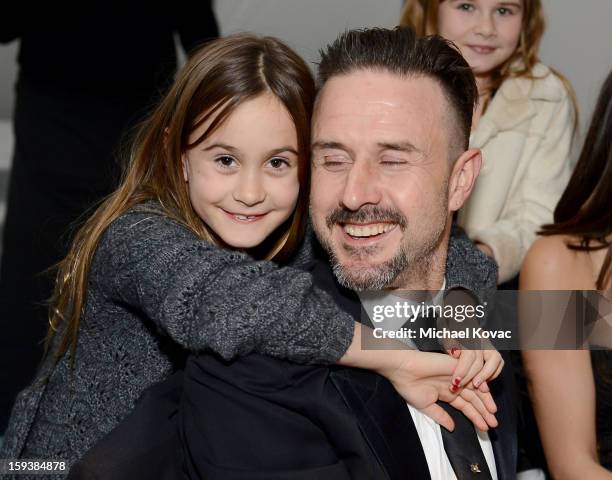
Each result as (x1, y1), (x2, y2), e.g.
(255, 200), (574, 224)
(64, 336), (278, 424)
(407, 310), (495, 479)
(439, 401), (494, 479)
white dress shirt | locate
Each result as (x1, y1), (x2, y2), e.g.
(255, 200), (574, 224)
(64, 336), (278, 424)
(358, 284), (498, 480)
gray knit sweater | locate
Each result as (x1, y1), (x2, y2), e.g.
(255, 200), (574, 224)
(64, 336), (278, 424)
(0, 203), (355, 470)
(0, 202), (497, 476)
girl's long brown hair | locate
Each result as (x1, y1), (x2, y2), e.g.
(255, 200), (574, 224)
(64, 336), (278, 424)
(540, 70), (612, 289)
(400, 0), (578, 124)
(48, 33), (315, 361)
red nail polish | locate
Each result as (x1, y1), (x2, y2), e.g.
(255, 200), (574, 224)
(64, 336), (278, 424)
(450, 384), (458, 393)
(450, 347), (461, 357)
(453, 377), (461, 386)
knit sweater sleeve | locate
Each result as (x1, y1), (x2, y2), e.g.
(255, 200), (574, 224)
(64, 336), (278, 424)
(90, 210), (355, 365)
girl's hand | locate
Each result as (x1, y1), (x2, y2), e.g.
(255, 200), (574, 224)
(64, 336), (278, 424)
(444, 383), (498, 432)
(338, 324), (498, 431)
(447, 346), (504, 393)
(381, 349), (498, 432)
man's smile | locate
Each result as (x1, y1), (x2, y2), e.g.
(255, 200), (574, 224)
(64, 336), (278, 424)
(337, 221), (400, 247)
(342, 222), (397, 238)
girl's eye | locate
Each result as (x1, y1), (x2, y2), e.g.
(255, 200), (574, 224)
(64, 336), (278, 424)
(458, 3), (475, 12)
(497, 7), (513, 15)
(215, 155), (237, 168)
(268, 157), (289, 169)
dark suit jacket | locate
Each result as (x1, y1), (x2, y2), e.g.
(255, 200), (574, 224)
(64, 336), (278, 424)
(70, 259), (516, 480)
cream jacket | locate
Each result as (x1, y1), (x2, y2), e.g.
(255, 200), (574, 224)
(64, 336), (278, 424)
(457, 63), (575, 283)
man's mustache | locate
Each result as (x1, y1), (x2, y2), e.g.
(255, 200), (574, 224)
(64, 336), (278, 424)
(325, 206), (408, 230)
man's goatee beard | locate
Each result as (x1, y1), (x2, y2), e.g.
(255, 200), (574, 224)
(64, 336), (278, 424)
(328, 246), (409, 291)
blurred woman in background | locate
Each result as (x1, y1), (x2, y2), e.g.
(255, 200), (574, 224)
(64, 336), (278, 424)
(522, 68), (612, 479)
(401, 0), (577, 286)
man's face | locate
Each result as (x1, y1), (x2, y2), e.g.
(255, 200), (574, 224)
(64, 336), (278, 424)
(310, 70), (455, 290)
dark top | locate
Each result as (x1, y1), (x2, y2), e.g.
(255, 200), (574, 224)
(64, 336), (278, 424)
(174, 235), (515, 480)
(69, 227), (516, 480)
(0, 3), (220, 437)
(1, 1), (218, 98)
(0, 202), (354, 468)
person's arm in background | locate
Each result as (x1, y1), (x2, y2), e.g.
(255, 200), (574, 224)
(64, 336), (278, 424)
(174, 0), (219, 55)
(521, 237), (612, 479)
(524, 350), (609, 480)
(474, 82), (575, 283)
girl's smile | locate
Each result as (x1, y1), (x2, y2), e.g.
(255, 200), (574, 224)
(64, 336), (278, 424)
(221, 209), (269, 223)
(438, 0), (523, 79)
(466, 44), (498, 55)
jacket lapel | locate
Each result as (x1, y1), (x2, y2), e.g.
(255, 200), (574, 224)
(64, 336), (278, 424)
(331, 362), (517, 480)
(310, 261), (429, 478)
(330, 368), (432, 480)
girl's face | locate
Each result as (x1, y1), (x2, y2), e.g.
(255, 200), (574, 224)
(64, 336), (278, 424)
(182, 92), (300, 249)
(438, 0), (523, 78)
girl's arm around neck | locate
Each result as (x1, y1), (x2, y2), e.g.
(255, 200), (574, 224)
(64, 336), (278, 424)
(94, 210), (354, 364)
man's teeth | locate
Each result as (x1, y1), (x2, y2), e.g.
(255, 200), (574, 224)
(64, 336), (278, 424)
(343, 223), (395, 237)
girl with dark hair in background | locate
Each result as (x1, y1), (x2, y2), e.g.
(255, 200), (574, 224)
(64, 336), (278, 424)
(401, 0), (577, 285)
(522, 69), (612, 479)
(0, 33), (502, 471)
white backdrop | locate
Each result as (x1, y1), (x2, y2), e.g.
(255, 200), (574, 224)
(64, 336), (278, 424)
(0, 0), (611, 201)
(0, 0), (611, 128)
(213, 0), (612, 136)
(215, 0), (403, 66)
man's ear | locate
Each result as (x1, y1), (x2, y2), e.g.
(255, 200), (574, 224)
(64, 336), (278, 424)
(447, 148), (481, 212)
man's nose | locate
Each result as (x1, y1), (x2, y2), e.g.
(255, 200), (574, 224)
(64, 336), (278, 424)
(475, 13), (497, 38)
(340, 161), (382, 211)
(233, 171), (266, 206)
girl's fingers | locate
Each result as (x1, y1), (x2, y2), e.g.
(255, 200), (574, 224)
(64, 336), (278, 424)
(448, 396), (490, 432)
(472, 352), (503, 388)
(405, 379), (497, 432)
(450, 349), (475, 389)
(456, 385), (497, 420)
(419, 404), (455, 432)
(469, 385), (497, 414)
(457, 352), (483, 388)
(446, 345), (461, 359)
(478, 381), (490, 393)
(493, 357), (505, 379)
(457, 388), (498, 427)
(403, 384), (440, 410)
